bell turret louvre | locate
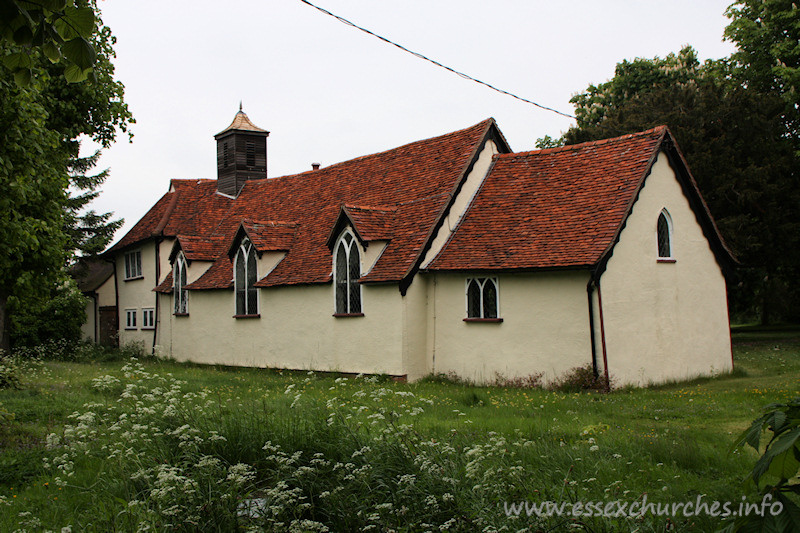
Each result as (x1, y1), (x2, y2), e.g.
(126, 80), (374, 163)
(214, 104), (269, 197)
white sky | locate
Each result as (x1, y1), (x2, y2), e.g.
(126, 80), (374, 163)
(88, 0), (737, 244)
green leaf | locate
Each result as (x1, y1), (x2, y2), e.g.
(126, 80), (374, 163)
(768, 427), (800, 458)
(63, 63), (87, 83)
(732, 417), (765, 452)
(2, 52), (32, 70)
(766, 447), (800, 481)
(62, 6), (95, 38)
(62, 37), (94, 70)
(13, 68), (31, 87)
(42, 41), (61, 63)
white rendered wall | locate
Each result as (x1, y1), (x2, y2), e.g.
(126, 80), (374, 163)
(429, 271), (593, 384)
(80, 297), (95, 342)
(158, 283), (405, 375)
(116, 238), (173, 348)
(599, 151), (732, 386)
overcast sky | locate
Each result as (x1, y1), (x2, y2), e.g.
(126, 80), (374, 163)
(88, 0), (737, 243)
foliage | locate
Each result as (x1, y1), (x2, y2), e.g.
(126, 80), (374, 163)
(534, 134), (564, 149)
(724, 0), (800, 142)
(562, 46), (800, 324)
(0, 356), (21, 389)
(0, 0), (131, 352)
(550, 364), (610, 393)
(0, 0), (99, 84)
(1, 333), (797, 531)
(723, 398), (800, 531)
(9, 277), (86, 349)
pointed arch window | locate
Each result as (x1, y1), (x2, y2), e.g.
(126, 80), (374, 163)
(334, 231), (362, 315)
(174, 252), (188, 315)
(235, 237), (258, 316)
(466, 277), (499, 319)
(657, 209), (673, 260)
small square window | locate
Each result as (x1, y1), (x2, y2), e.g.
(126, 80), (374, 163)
(125, 309), (137, 330)
(142, 308), (155, 329)
(124, 250), (142, 279)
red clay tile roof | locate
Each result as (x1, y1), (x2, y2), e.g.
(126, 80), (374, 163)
(171, 235), (227, 262)
(185, 252), (233, 290)
(234, 220), (297, 254)
(426, 127), (670, 271)
(344, 205), (396, 241)
(115, 119), (498, 290)
(154, 270), (173, 293)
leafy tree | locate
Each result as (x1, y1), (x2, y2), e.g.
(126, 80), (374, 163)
(724, 0), (800, 142)
(0, 0), (99, 84)
(561, 47), (800, 324)
(0, 0), (131, 353)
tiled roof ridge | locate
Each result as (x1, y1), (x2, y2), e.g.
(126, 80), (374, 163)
(504, 126), (668, 159)
(254, 119), (495, 185)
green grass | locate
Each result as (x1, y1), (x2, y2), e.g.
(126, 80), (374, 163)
(0, 333), (798, 531)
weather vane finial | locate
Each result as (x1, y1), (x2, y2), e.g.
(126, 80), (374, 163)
(239, 100), (243, 112)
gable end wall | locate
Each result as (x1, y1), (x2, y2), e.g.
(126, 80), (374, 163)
(598, 151), (732, 386)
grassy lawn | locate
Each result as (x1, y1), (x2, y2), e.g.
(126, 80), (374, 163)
(0, 331), (798, 532)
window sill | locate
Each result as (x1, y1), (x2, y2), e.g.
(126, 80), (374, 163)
(173, 313), (189, 317)
(233, 314), (260, 319)
(123, 276), (144, 282)
(142, 326), (155, 330)
(657, 258), (676, 263)
(124, 327), (138, 330)
(463, 318), (503, 323)
(333, 313), (365, 318)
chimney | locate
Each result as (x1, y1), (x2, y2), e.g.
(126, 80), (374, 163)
(311, 162), (320, 171)
(214, 104), (269, 197)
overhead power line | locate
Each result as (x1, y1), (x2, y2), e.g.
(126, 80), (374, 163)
(297, 0), (576, 120)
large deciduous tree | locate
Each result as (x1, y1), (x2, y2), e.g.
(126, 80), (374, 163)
(0, 0), (132, 352)
(724, 0), (800, 141)
(561, 47), (800, 323)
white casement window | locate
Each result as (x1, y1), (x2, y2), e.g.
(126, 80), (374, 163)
(234, 237), (258, 316)
(657, 209), (673, 260)
(174, 253), (188, 314)
(124, 250), (143, 279)
(142, 308), (155, 329)
(334, 230), (362, 315)
(466, 277), (499, 319)
(125, 309), (137, 329)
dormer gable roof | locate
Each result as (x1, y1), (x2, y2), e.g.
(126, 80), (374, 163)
(326, 204), (397, 248)
(169, 235), (227, 263)
(227, 220), (298, 257)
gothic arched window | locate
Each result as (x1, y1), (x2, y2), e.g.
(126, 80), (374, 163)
(334, 231), (362, 314)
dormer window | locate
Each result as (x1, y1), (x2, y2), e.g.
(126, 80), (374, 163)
(235, 237), (258, 316)
(334, 230), (362, 315)
(657, 209), (673, 260)
(174, 252), (188, 315)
